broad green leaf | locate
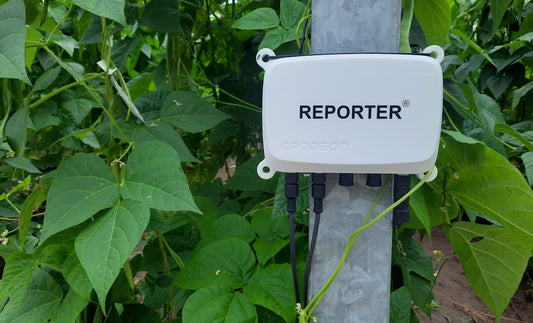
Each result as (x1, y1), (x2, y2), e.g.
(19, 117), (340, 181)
(226, 153), (280, 193)
(522, 152), (533, 186)
(173, 238), (256, 290)
(51, 35), (78, 56)
(19, 187), (45, 248)
(199, 214), (255, 249)
(390, 286), (411, 323)
(79, 14), (102, 44)
(121, 140), (200, 213)
(0, 267), (62, 323)
(60, 89), (97, 124)
(442, 130), (478, 144)
(62, 249), (94, 299)
(232, 8), (279, 30)
(251, 208), (289, 241)
(512, 80), (533, 108)
(72, 0), (126, 26)
(4, 157), (40, 173)
(407, 181), (431, 236)
(50, 289), (90, 323)
(130, 121), (198, 162)
(259, 26), (295, 50)
(0, 0), (30, 83)
(280, 0), (306, 29)
(140, 0), (189, 33)
(183, 285), (257, 323)
(243, 264), (296, 323)
(25, 27), (40, 71)
(5, 106), (28, 159)
(41, 153), (120, 242)
(0, 251), (38, 303)
(490, 0), (512, 34)
(75, 200), (150, 308)
(253, 238), (289, 266)
(440, 136), (533, 238)
(414, 0), (451, 45)
(399, 234), (434, 281)
(446, 222), (530, 319)
(32, 66), (61, 92)
(111, 35), (141, 72)
(160, 91), (230, 133)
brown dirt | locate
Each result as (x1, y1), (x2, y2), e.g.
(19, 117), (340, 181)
(417, 227), (533, 323)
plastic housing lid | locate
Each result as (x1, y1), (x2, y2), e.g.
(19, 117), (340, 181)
(256, 46), (444, 181)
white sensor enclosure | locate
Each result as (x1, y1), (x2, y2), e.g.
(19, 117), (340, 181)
(256, 46), (444, 181)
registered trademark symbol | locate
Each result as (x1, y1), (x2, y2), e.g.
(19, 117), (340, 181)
(402, 100), (410, 107)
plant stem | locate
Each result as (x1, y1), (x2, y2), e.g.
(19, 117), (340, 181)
(305, 169), (434, 319)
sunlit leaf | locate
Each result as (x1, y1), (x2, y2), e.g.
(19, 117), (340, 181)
(72, 0), (126, 25)
(232, 8), (279, 30)
(0, 0), (30, 83)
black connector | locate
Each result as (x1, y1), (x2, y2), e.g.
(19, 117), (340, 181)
(311, 173), (326, 214)
(285, 173), (299, 213)
(366, 174), (382, 187)
(393, 175), (411, 228)
(339, 173), (354, 186)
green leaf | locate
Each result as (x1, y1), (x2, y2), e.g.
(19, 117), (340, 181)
(60, 89), (97, 124)
(414, 0), (451, 45)
(33, 66), (61, 92)
(25, 27), (40, 71)
(199, 214), (255, 249)
(408, 181), (432, 236)
(232, 8), (279, 30)
(0, 0), (30, 83)
(243, 264), (296, 323)
(490, 0), (512, 34)
(130, 121), (198, 162)
(173, 238), (256, 290)
(0, 251), (38, 303)
(440, 136), (533, 238)
(121, 140), (200, 213)
(75, 200), (150, 309)
(451, 29), (496, 66)
(494, 123), (533, 152)
(140, 0), (188, 33)
(72, 0), (126, 26)
(512, 80), (533, 108)
(253, 238), (289, 266)
(41, 153), (120, 242)
(399, 233), (434, 281)
(259, 26), (295, 50)
(390, 286), (411, 323)
(226, 153), (280, 193)
(446, 222), (530, 319)
(251, 208), (289, 241)
(0, 267), (62, 323)
(183, 285), (257, 323)
(160, 91), (230, 133)
(50, 289), (90, 323)
(522, 152), (533, 186)
(62, 250), (93, 299)
(280, 0), (306, 29)
(111, 35), (141, 72)
(5, 106), (28, 159)
(19, 187), (46, 249)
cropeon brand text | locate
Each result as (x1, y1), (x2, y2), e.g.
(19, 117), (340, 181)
(299, 104), (402, 120)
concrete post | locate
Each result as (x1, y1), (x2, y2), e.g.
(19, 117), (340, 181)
(308, 1), (401, 322)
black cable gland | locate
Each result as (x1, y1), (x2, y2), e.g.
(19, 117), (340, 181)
(393, 175), (411, 228)
(313, 197), (324, 214)
(366, 174), (382, 187)
(311, 173), (326, 184)
(339, 173), (354, 186)
(285, 173), (299, 214)
(285, 173), (299, 184)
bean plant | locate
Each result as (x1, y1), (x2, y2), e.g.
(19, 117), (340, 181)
(0, 0), (532, 322)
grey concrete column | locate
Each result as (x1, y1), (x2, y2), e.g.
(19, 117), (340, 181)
(308, 1), (401, 322)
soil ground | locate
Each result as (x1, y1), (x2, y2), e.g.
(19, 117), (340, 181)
(417, 227), (533, 323)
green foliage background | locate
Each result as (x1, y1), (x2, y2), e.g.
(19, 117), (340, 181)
(0, 0), (532, 322)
